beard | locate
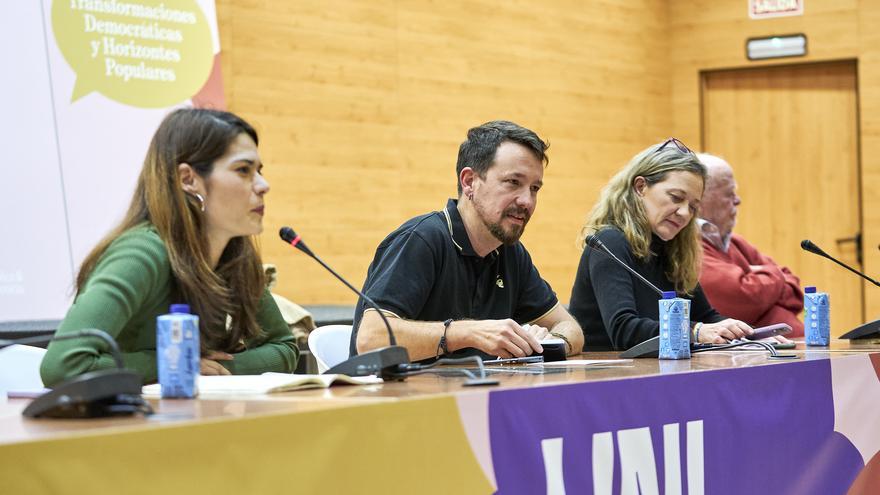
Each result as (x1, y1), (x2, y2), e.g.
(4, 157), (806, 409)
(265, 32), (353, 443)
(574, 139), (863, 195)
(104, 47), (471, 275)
(473, 198), (530, 246)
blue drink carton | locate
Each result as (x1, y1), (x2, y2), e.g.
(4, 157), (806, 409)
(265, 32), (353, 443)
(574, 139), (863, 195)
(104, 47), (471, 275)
(804, 286), (830, 346)
(659, 291), (691, 359)
(157, 304), (200, 398)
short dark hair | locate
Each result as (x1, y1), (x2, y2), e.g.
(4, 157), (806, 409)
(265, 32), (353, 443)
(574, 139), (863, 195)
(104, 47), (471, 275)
(455, 120), (549, 194)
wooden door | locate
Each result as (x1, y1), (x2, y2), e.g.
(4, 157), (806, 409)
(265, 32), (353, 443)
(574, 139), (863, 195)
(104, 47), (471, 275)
(701, 61), (863, 336)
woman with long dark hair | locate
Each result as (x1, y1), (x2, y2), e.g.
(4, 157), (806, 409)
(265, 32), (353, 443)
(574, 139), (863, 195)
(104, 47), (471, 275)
(41, 108), (298, 385)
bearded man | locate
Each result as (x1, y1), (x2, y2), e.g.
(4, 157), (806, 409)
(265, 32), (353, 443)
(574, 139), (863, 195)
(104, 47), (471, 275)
(351, 121), (583, 361)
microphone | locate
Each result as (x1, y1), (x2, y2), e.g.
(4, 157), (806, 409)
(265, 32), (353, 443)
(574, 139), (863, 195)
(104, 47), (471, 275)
(800, 239), (880, 287)
(800, 239), (880, 339)
(587, 234), (793, 358)
(279, 227), (410, 379)
(585, 235), (665, 297)
(584, 234), (672, 358)
(0, 329), (150, 418)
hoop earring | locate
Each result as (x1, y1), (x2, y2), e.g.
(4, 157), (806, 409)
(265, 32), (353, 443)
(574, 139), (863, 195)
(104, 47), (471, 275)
(193, 193), (206, 212)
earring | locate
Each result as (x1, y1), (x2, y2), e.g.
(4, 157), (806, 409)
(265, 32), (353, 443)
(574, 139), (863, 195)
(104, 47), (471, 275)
(193, 193), (206, 212)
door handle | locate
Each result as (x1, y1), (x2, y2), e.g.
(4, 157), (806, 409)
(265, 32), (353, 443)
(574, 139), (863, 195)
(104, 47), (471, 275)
(835, 232), (862, 266)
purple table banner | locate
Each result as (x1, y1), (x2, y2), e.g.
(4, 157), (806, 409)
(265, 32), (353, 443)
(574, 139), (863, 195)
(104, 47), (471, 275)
(484, 354), (880, 495)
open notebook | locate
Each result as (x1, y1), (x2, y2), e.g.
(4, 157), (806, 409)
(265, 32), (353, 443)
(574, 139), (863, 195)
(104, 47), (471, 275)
(142, 372), (383, 395)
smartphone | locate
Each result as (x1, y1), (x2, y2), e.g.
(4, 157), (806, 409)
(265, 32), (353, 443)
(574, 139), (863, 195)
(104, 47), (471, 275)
(747, 323), (792, 341)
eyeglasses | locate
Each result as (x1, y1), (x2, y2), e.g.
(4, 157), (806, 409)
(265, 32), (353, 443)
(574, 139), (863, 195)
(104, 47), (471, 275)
(655, 137), (694, 155)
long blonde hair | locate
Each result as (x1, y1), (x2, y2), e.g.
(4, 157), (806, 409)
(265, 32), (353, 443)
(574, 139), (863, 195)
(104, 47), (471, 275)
(76, 109), (266, 352)
(577, 142), (707, 293)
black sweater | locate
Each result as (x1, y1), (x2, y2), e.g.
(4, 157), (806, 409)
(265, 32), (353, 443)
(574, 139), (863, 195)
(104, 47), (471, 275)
(569, 227), (725, 351)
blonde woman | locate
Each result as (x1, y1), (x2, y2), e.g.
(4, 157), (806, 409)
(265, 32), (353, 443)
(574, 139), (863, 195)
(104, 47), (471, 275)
(569, 139), (754, 351)
(41, 109), (298, 385)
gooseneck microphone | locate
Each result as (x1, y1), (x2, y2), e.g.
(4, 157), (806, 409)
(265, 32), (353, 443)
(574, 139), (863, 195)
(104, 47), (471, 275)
(279, 227), (410, 379)
(1, 329), (150, 418)
(586, 235), (789, 358)
(585, 235), (665, 297)
(280, 227), (397, 345)
(800, 239), (880, 339)
(800, 239), (880, 287)
(584, 234), (671, 358)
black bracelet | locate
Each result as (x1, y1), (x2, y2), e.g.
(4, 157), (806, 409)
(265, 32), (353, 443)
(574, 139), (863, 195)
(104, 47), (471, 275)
(549, 331), (573, 355)
(437, 318), (453, 357)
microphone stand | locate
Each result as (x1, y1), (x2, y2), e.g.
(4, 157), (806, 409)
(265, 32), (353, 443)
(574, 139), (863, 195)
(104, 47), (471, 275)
(280, 227), (410, 380)
(585, 235), (673, 358)
(801, 239), (880, 339)
(586, 235), (665, 297)
(586, 235), (782, 359)
(801, 240), (880, 287)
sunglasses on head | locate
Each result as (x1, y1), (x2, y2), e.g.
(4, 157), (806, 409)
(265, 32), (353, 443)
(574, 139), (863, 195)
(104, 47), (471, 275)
(655, 137), (694, 155)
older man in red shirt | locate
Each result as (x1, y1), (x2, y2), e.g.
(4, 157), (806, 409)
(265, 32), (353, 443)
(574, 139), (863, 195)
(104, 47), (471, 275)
(696, 154), (804, 337)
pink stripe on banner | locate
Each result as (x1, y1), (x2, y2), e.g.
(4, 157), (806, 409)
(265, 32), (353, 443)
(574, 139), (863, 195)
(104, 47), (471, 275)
(832, 353), (880, 493)
(455, 391), (496, 491)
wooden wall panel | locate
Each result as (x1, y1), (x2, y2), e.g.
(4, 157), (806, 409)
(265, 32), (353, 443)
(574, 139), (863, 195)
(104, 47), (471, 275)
(216, 0), (880, 324)
(702, 62), (862, 333)
(216, 1), (672, 305)
(670, 0), (860, 146)
(859, 3), (880, 322)
(670, 0), (880, 325)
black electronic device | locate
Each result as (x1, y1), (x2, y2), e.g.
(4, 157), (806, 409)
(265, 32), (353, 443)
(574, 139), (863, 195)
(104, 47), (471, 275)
(538, 338), (567, 362)
(770, 342), (796, 350)
(324, 346), (410, 378)
(800, 239), (880, 339)
(279, 227), (410, 380)
(22, 369), (146, 418)
(1, 329), (151, 419)
(838, 321), (880, 341)
(619, 335), (663, 359)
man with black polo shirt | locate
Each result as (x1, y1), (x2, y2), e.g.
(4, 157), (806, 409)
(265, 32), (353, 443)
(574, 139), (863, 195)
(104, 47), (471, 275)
(351, 120), (584, 361)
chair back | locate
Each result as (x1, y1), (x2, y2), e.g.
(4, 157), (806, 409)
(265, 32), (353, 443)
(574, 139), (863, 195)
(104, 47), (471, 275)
(0, 345), (47, 396)
(307, 325), (353, 373)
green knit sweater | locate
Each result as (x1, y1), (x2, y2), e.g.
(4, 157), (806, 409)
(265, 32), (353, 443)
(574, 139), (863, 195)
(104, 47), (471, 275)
(40, 225), (299, 386)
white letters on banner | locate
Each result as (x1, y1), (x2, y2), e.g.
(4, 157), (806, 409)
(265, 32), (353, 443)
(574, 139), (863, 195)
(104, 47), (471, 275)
(540, 420), (704, 494)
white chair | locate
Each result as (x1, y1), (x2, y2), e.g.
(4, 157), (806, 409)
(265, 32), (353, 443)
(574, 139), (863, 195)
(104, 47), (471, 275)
(307, 325), (353, 373)
(0, 345), (47, 396)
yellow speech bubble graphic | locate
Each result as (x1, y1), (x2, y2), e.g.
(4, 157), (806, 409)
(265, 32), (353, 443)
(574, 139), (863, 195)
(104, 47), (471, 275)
(53, 0), (214, 108)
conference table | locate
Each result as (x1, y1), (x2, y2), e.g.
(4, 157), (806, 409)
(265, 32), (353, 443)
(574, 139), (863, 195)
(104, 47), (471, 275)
(2, 340), (880, 494)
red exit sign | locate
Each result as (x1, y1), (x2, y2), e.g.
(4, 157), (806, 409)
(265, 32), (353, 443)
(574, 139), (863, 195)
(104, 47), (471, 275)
(749, 0), (804, 19)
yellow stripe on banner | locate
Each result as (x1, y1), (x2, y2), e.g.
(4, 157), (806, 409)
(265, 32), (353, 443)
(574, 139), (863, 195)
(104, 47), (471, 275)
(2, 396), (494, 494)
